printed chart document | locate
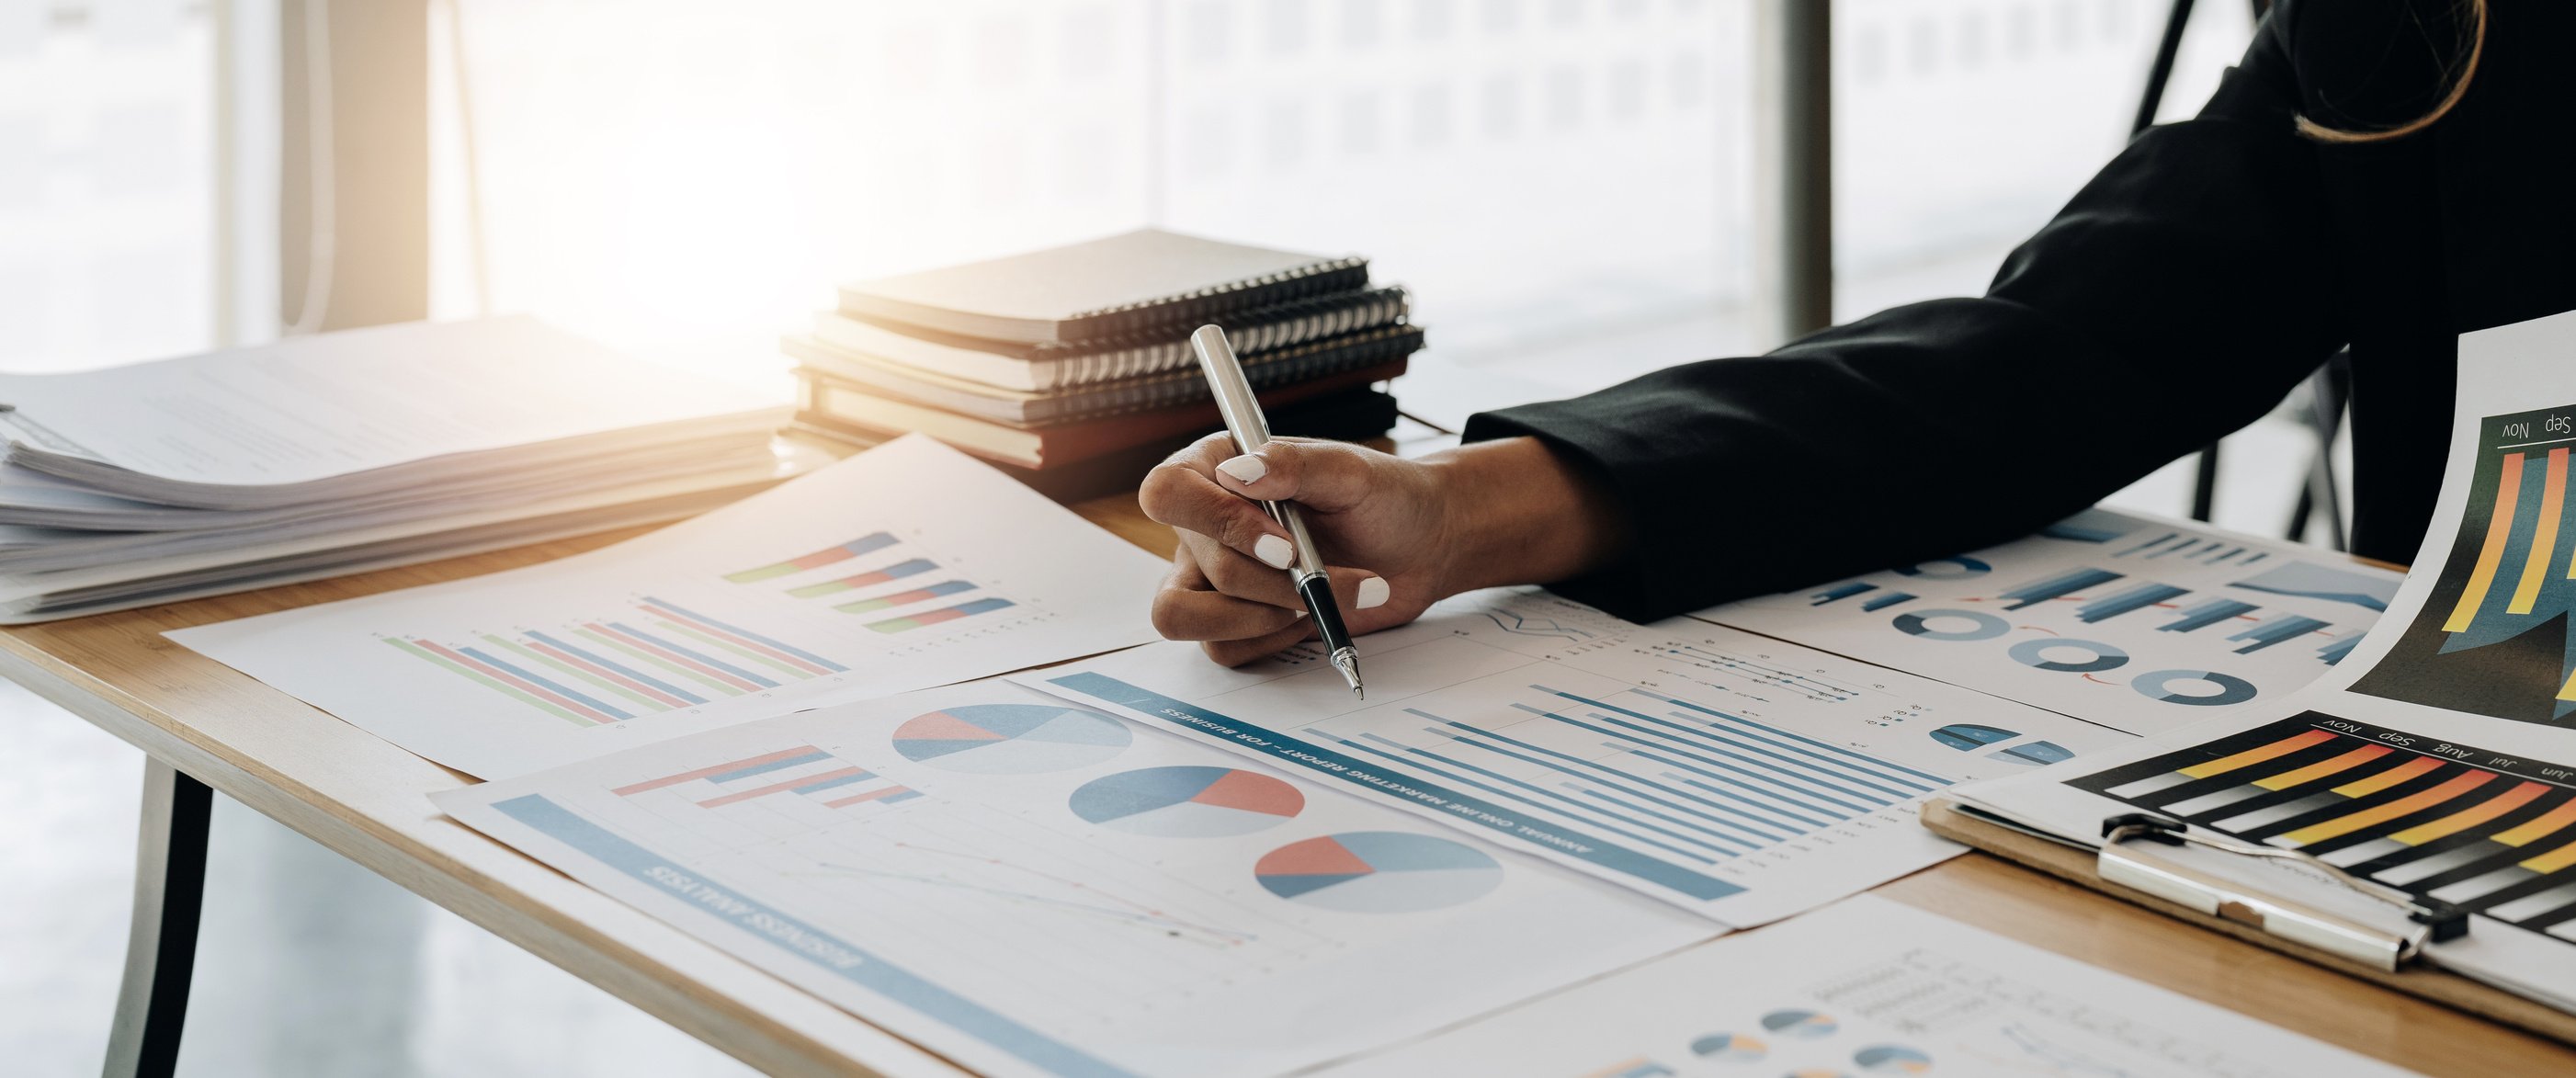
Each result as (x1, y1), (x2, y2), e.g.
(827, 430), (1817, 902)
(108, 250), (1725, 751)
(436, 680), (1717, 1078)
(1318, 894), (2419, 1078)
(1702, 506), (2400, 735)
(1956, 311), (2576, 1012)
(1019, 588), (2128, 926)
(171, 437), (1168, 777)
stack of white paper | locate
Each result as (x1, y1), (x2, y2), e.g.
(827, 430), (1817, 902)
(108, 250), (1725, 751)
(0, 316), (803, 621)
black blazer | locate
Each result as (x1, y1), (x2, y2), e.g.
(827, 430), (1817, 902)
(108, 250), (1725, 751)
(1465, 0), (2567, 623)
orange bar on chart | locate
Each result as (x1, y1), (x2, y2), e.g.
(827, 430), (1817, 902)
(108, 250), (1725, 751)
(2389, 781), (2550, 846)
(2329, 755), (2445, 799)
(2494, 798), (2576, 847)
(2520, 837), (2576, 875)
(2178, 729), (2337, 780)
(2510, 448), (2570, 614)
(2253, 744), (2393, 790)
(2277, 772), (2496, 847)
(2446, 452), (2525, 632)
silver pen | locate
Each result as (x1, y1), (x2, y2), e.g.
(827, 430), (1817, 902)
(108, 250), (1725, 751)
(1188, 324), (1366, 698)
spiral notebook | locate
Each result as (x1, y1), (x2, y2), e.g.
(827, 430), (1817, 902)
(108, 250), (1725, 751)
(783, 324), (1422, 426)
(835, 229), (1369, 345)
(812, 286), (1411, 391)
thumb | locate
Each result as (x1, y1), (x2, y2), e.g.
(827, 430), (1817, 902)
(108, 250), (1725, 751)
(1208, 437), (1383, 513)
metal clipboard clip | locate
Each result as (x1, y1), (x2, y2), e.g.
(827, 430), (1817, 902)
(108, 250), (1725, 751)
(2099, 812), (2471, 972)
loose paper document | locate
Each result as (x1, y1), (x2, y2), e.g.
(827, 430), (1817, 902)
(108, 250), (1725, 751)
(0, 316), (781, 505)
(1318, 894), (2421, 1078)
(1017, 588), (2128, 926)
(170, 437), (1168, 777)
(436, 680), (1716, 1078)
(1701, 506), (2399, 735)
(1956, 310), (2576, 1013)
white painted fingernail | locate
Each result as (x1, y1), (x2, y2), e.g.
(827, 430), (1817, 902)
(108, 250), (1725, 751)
(1356, 576), (1390, 609)
(1254, 534), (1295, 569)
(1217, 454), (1267, 484)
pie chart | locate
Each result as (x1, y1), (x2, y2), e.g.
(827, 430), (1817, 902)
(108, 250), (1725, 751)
(1760, 1009), (1839, 1039)
(891, 703), (1130, 774)
(1069, 766), (1304, 837)
(1854, 1044), (1934, 1073)
(1254, 832), (1503, 913)
(1687, 1032), (1766, 1061)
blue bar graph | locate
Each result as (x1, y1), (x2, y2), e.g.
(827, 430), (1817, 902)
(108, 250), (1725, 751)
(2320, 635), (2362, 664)
(2230, 614), (2333, 653)
(1999, 568), (2124, 610)
(2116, 531), (2179, 557)
(1859, 591), (1917, 612)
(2076, 583), (2190, 622)
(2149, 539), (2201, 559)
(2162, 598), (2259, 633)
(1810, 582), (1874, 605)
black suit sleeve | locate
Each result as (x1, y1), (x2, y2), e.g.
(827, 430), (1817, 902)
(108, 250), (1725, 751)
(1462, 7), (2349, 622)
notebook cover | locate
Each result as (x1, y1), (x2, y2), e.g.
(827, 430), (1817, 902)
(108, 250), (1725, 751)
(836, 229), (1367, 344)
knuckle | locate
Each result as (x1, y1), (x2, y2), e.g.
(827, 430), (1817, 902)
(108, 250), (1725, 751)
(1136, 462), (1198, 522)
(1200, 551), (1266, 596)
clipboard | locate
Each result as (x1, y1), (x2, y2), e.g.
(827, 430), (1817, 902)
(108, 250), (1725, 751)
(1923, 796), (2576, 1046)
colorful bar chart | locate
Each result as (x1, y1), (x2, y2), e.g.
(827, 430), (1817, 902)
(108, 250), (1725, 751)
(610, 743), (922, 811)
(2075, 713), (2576, 938)
(387, 596), (850, 726)
(786, 558), (938, 598)
(867, 597), (1016, 634)
(835, 580), (978, 614)
(725, 532), (902, 583)
(2348, 412), (2576, 726)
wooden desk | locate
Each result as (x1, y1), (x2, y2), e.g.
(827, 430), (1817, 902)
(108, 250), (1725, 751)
(19, 492), (2572, 1078)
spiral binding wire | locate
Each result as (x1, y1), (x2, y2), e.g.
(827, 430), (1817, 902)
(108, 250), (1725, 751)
(1045, 286), (1411, 388)
(1061, 255), (1373, 341)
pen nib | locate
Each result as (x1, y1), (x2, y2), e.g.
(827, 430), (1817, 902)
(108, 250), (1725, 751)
(1330, 646), (1365, 699)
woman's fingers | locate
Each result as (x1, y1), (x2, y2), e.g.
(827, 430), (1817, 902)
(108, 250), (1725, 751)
(1203, 437), (1383, 514)
(1202, 618), (1318, 667)
(1151, 546), (1399, 654)
(1140, 441), (1297, 570)
(1152, 547), (1305, 641)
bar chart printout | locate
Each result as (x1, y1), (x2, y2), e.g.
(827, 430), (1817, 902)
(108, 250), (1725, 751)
(437, 682), (1714, 1078)
(168, 437), (1175, 777)
(1026, 589), (2128, 925)
(2073, 711), (2576, 941)
(1313, 895), (2417, 1078)
(2353, 402), (2576, 728)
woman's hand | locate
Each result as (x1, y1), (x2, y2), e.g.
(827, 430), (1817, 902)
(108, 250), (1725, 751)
(1138, 434), (1626, 665)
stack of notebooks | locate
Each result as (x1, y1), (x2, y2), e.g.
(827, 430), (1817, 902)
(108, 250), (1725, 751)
(787, 230), (1416, 500)
(0, 316), (808, 621)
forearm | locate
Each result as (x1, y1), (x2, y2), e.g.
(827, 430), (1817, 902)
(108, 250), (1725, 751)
(1422, 436), (1628, 594)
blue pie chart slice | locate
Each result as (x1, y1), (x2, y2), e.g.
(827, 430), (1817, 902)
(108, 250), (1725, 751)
(1254, 831), (1503, 913)
(891, 703), (1129, 774)
(1069, 766), (1305, 837)
(1760, 1009), (1839, 1039)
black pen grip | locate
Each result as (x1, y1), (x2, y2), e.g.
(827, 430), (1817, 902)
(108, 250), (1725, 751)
(1297, 573), (1354, 651)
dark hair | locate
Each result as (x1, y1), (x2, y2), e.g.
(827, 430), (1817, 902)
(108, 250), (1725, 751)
(2296, 0), (2487, 142)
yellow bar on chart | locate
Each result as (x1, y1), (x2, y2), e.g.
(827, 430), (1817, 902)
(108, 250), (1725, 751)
(2445, 452), (2525, 633)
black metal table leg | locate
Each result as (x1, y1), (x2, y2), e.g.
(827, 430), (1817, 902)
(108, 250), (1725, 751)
(103, 759), (211, 1078)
